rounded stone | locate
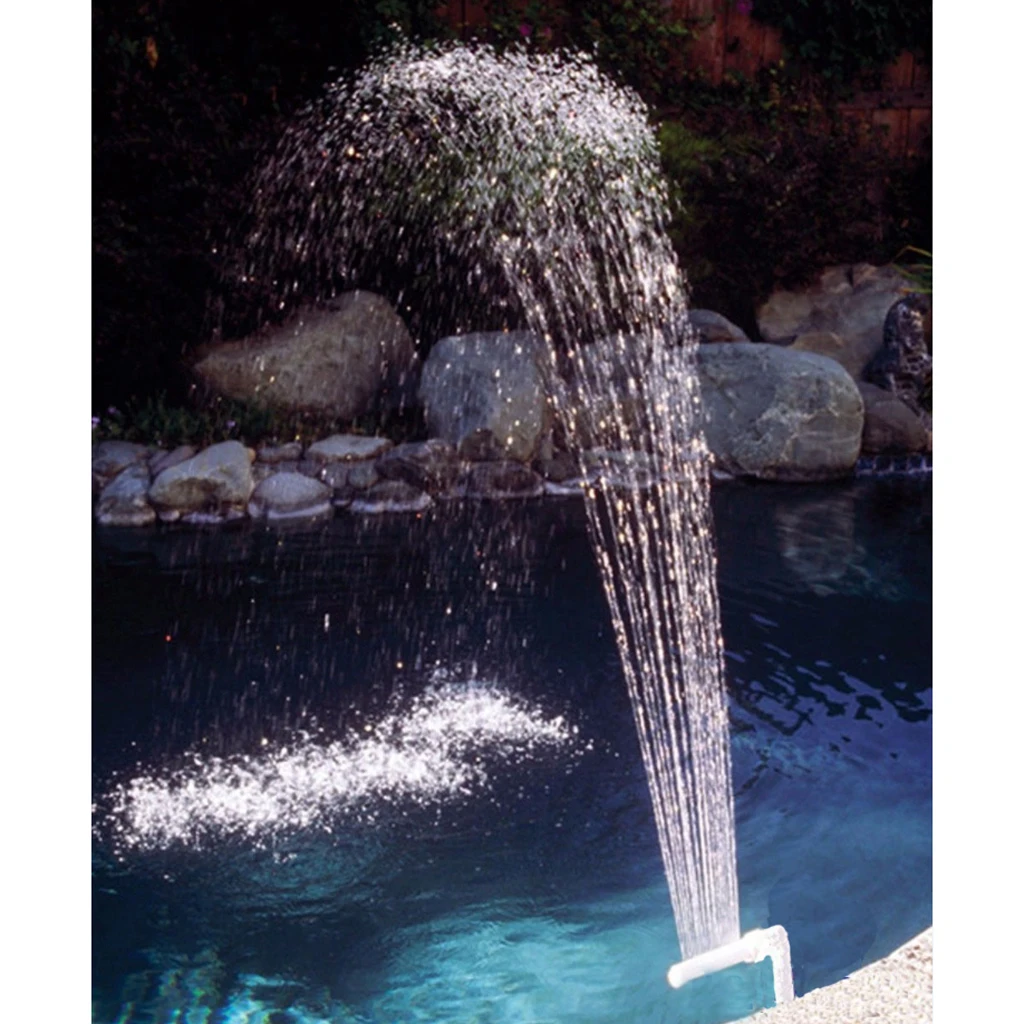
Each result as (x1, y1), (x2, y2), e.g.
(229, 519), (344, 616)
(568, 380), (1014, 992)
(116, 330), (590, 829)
(247, 472), (333, 522)
(148, 440), (255, 518)
(348, 479), (433, 514)
(375, 439), (461, 494)
(305, 434), (394, 463)
(93, 441), (149, 493)
(95, 464), (156, 527)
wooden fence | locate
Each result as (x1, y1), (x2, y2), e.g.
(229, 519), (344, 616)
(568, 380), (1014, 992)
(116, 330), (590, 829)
(434, 1), (931, 162)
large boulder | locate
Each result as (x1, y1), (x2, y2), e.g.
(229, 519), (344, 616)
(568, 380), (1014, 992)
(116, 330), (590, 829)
(696, 343), (864, 481)
(148, 441), (255, 520)
(857, 382), (931, 454)
(757, 264), (910, 379)
(419, 331), (552, 462)
(192, 291), (417, 420)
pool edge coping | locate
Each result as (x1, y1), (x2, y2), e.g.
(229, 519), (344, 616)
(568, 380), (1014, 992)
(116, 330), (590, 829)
(742, 926), (932, 1024)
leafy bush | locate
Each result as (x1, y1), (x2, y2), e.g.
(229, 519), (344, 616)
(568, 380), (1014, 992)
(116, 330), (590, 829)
(485, 0), (695, 103)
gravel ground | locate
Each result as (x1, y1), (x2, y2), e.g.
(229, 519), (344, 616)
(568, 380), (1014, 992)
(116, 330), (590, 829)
(744, 928), (932, 1024)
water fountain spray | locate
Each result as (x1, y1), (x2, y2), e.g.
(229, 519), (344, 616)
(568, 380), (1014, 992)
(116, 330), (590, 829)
(232, 40), (794, 1010)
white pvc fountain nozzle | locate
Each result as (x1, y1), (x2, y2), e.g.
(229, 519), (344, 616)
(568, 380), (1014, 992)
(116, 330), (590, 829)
(667, 925), (795, 1005)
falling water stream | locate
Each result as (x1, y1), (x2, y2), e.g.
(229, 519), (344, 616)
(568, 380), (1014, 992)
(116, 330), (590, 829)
(233, 43), (739, 961)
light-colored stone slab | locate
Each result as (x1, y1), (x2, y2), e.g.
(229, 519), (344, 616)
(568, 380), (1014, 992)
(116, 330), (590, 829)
(306, 434), (394, 463)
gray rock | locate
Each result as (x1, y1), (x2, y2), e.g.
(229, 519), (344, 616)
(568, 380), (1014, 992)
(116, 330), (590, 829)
(93, 441), (149, 493)
(192, 291), (417, 419)
(756, 263), (910, 379)
(376, 439), (462, 494)
(346, 461), (380, 490)
(149, 445), (197, 478)
(247, 472), (333, 522)
(321, 460), (380, 493)
(688, 309), (750, 344)
(148, 440), (255, 520)
(95, 464), (156, 527)
(348, 479), (433, 514)
(464, 461), (545, 499)
(419, 331), (553, 462)
(257, 442), (303, 464)
(857, 382), (931, 454)
(306, 434), (393, 463)
(696, 343), (864, 481)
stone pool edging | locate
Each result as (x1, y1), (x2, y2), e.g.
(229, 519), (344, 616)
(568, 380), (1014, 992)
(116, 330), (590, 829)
(742, 927), (932, 1024)
(93, 430), (932, 528)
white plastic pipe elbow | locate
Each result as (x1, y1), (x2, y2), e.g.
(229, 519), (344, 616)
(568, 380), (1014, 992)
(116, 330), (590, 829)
(667, 924), (794, 1005)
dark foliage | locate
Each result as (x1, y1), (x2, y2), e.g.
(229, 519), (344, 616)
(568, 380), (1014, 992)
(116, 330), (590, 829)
(94, 1), (931, 416)
(485, 0), (694, 103)
(93, 1), (446, 410)
(750, 0), (931, 85)
(658, 70), (931, 337)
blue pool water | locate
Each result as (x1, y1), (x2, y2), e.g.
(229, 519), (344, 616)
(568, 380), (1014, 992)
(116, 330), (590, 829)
(92, 478), (931, 1023)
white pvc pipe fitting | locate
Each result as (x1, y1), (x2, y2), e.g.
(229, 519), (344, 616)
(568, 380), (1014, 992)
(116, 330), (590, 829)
(667, 924), (795, 1005)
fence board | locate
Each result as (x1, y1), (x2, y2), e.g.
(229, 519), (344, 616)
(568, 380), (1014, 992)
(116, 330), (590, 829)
(432, 2), (930, 161)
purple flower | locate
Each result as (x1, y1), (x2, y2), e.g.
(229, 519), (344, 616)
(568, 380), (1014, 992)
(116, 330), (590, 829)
(519, 22), (532, 38)
(92, 416), (100, 429)
(226, 420), (237, 430)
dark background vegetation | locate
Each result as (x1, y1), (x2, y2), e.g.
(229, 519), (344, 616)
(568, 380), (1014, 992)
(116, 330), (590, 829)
(93, 0), (931, 416)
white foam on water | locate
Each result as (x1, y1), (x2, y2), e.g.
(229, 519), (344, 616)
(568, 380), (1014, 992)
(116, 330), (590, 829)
(102, 683), (580, 854)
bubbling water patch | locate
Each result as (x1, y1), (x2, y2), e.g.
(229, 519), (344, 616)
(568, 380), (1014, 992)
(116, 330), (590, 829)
(102, 684), (581, 855)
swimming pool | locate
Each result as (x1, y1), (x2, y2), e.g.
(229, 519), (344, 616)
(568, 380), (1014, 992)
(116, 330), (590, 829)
(92, 477), (931, 1023)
